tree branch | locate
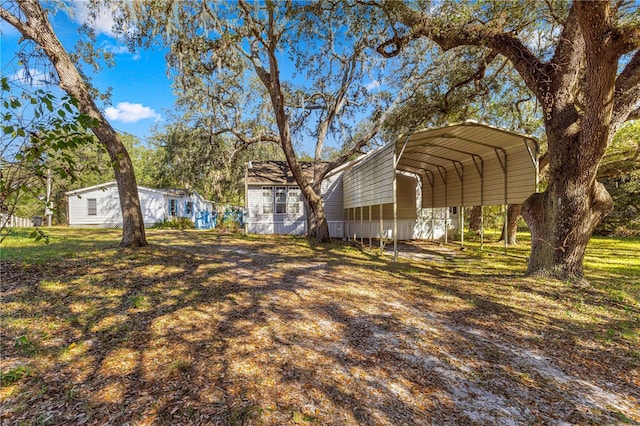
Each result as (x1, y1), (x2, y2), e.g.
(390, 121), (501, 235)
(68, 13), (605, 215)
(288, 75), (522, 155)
(442, 49), (498, 113)
(611, 26), (640, 126)
(376, 2), (550, 103)
(0, 3), (33, 40)
(549, 3), (584, 94)
(613, 23), (640, 54)
(626, 106), (640, 121)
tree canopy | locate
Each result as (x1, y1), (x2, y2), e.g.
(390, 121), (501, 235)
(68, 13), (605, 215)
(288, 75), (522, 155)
(105, 0), (425, 240)
(377, 0), (640, 280)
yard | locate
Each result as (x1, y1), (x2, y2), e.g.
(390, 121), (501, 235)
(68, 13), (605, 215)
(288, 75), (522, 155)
(1, 228), (638, 425)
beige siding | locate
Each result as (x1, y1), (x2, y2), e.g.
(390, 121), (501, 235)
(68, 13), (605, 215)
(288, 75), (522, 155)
(343, 144), (395, 209)
(420, 144), (536, 208)
(343, 204), (456, 240)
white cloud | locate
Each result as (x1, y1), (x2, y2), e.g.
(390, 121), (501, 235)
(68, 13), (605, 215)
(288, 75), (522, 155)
(105, 102), (162, 123)
(70, 0), (117, 37)
(11, 68), (54, 86)
(365, 80), (381, 92)
(101, 42), (130, 55)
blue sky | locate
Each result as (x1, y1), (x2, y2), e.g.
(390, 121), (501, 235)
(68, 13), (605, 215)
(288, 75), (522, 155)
(1, 1), (174, 146)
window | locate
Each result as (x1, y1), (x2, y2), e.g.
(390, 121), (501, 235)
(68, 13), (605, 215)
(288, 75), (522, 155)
(275, 187), (287, 213)
(287, 187), (301, 214)
(87, 198), (97, 216)
(185, 201), (193, 215)
(169, 199), (178, 216)
(449, 206), (458, 215)
(262, 186), (301, 214)
(262, 187), (273, 214)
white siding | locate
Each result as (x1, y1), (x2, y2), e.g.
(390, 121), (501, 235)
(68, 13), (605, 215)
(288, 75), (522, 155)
(68, 184), (123, 227)
(140, 188), (169, 225)
(68, 183), (212, 227)
(246, 185), (307, 235)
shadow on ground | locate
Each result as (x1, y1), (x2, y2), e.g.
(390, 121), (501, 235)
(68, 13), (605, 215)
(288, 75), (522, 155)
(1, 230), (638, 425)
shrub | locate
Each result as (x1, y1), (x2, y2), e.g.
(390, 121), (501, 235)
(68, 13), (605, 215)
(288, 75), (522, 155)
(152, 217), (196, 230)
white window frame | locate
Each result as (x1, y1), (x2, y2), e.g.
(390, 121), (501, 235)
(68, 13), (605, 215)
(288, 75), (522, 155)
(287, 186), (301, 214)
(169, 198), (178, 217)
(185, 200), (194, 216)
(87, 198), (97, 216)
(262, 186), (274, 214)
(275, 186), (287, 214)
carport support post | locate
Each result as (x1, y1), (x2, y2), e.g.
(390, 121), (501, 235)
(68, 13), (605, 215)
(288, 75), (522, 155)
(353, 207), (356, 241)
(424, 170), (435, 241)
(472, 154), (485, 251)
(437, 166), (448, 244)
(360, 206), (364, 246)
(481, 207), (485, 250)
(345, 208), (349, 240)
(504, 204), (508, 253)
(494, 147), (508, 255)
(460, 207), (464, 247)
(393, 175), (398, 262)
(244, 163), (249, 235)
(453, 161), (464, 248)
(379, 204), (383, 256)
(368, 205), (372, 250)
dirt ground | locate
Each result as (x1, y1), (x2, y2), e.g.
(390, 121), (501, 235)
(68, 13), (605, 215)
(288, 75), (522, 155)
(1, 231), (638, 425)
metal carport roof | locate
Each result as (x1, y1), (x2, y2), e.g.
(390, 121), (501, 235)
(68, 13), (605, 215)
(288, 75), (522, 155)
(395, 121), (539, 209)
(342, 121), (539, 258)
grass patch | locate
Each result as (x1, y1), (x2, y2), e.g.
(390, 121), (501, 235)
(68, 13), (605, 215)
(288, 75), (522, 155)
(1, 366), (31, 387)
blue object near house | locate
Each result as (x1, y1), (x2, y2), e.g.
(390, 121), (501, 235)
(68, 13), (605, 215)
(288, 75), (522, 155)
(195, 211), (216, 229)
(222, 207), (244, 227)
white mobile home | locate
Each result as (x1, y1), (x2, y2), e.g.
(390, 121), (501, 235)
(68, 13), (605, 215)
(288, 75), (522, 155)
(66, 181), (212, 228)
(244, 161), (347, 237)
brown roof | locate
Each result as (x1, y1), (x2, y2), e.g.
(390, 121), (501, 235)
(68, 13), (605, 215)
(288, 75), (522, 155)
(246, 161), (328, 185)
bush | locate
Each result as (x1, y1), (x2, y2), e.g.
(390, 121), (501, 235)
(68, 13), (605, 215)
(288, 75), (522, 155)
(596, 173), (640, 237)
(152, 217), (196, 230)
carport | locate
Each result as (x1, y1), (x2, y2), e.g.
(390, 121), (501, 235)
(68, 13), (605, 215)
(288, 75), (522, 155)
(342, 121), (539, 260)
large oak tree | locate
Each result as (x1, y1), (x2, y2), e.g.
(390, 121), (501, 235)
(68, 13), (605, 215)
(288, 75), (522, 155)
(379, 0), (640, 280)
(1, 0), (147, 247)
(110, 0), (419, 242)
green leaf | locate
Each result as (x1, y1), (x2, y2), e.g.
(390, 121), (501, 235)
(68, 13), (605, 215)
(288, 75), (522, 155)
(3, 126), (14, 134)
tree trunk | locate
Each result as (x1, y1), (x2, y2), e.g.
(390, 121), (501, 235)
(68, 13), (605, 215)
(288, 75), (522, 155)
(91, 125), (147, 247)
(498, 204), (522, 244)
(308, 197), (331, 242)
(468, 206), (482, 232)
(9, 0), (147, 247)
(521, 128), (613, 281)
(253, 17), (332, 244)
(522, 181), (612, 280)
